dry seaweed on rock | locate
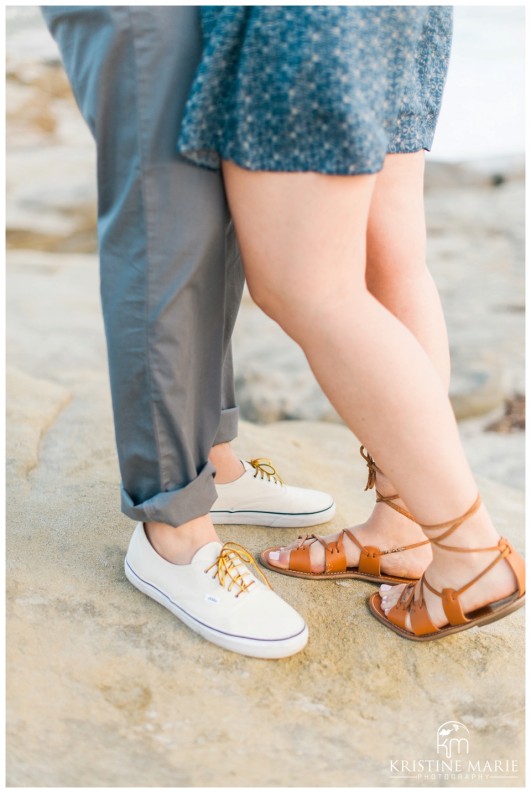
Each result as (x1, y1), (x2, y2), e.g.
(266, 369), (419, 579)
(485, 393), (525, 433)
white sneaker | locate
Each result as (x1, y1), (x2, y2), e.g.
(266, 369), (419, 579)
(210, 458), (336, 527)
(124, 523), (308, 658)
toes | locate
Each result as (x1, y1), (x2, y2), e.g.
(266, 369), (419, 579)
(265, 536), (330, 574)
(265, 548), (288, 569)
(380, 583), (406, 615)
(278, 548), (292, 568)
(266, 546), (296, 570)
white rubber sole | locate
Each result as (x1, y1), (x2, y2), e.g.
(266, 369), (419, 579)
(124, 559), (309, 659)
(210, 502), (336, 527)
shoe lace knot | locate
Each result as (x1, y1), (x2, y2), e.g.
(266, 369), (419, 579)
(205, 542), (272, 598)
(249, 458), (284, 485)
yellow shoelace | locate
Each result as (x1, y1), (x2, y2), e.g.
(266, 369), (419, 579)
(205, 542), (272, 598)
(249, 458), (284, 485)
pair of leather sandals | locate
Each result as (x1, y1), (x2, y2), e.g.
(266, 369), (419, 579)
(260, 447), (526, 642)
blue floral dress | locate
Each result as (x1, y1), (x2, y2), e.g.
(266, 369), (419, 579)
(176, 6), (453, 175)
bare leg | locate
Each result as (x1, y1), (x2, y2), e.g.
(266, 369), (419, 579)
(222, 161), (518, 629)
(362, 150), (451, 528)
(367, 152), (450, 386)
(308, 152), (449, 575)
(268, 153), (446, 577)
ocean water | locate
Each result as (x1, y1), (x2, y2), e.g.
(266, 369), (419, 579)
(6, 4), (526, 162)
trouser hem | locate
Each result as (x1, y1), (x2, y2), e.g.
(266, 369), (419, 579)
(213, 406), (239, 446)
(121, 460), (218, 526)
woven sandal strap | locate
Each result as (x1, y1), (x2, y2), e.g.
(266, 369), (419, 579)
(385, 579), (440, 636)
(388, 539), (525, 632)
(307, 533), (330, 550)
(431, 540), (501, 553)
(360, 447), (418, 523)
(290, 533), (347, 574)
(342, 529), (381, 576)
(344, 529), (363, 551)
(288, 533), (319, 572)
(419, 493), (482, 543)
(409, 578), (440, 636)
(343, 529), (429, 556)
(386, 583), (416, 630)
(288, 534), (321, 574)
(423, 538), (512, 599)
(294, 533), (317, 550)
(324, 533), (347, 573)
(375, 490), (417, 522)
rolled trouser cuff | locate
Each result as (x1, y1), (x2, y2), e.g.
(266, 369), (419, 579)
(213, 406), (239, 446)
(121, 460), (218, 527)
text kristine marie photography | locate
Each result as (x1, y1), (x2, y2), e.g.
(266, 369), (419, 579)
(388, 721), (520, 783)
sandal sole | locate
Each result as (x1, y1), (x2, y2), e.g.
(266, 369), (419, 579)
(368, 590), (525, 641)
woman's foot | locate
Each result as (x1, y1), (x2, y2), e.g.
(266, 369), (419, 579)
(378, 500), (522, 632)
(266, 451), (432, 579)
(266, 499), (432, 580)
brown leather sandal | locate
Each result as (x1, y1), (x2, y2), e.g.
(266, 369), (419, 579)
(368, 494), (526, 640)
(259, 447), (430, 585)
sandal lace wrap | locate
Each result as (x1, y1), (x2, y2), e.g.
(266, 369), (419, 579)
(205, 542), (272, 598)
(360, 446), (417, 523)
(386, 494), (526, 636)
(262, 447), (430, 582)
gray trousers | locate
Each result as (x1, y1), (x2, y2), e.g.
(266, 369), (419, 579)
(41, 6), (245, 526)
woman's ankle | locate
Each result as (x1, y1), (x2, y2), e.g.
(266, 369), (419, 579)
(427, 503), (500, 552)
(373, 470), (410, 513)
(361, 447), (410, 511)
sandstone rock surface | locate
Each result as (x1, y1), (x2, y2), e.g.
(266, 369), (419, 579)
(6, 250), (525, 787)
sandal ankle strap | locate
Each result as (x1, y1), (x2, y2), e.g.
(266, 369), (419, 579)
(382, 494), (526, 635)
(360, 446), (382, 491)
(388, 533), (525, 634)
(423, 537), (525, 626)
(416, 495), (526, 628)
(419, 493), (481, 541)
(375, 490), (417, 522)
(360, 446), (417, 523)
(418, 494), (503, 553)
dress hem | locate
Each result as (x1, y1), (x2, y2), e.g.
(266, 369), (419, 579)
(176, 145), (430, 177)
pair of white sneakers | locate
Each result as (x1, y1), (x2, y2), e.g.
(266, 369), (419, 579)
(124, 459), (335, 659)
